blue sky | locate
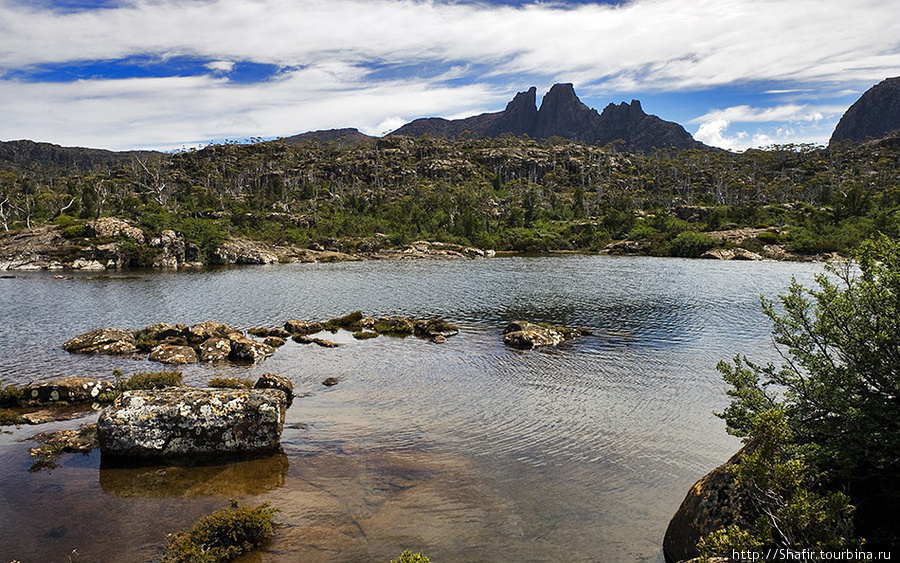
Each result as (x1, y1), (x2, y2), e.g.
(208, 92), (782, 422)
(0, 0), (898, 151)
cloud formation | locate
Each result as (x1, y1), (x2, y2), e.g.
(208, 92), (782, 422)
(0, 0), (897, 150)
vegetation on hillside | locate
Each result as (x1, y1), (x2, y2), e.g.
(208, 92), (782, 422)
(2, 134), (900, 258)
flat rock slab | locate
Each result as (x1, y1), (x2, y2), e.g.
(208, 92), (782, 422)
(98, 388), (286, 459)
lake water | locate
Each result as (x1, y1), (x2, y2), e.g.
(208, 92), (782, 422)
(0, 255), (827, 563)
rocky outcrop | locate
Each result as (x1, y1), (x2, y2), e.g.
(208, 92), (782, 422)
(86, 217), (145, 244)
(663, 445), (756, 563)
(390, 83), (707, 152)
(700, 248), (762, 261)
(830, 76), (900, 144)
(502, 321), (591, 349)
(97, 387), (287, 459)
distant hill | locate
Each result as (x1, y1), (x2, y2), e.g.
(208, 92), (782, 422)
(0, 139), (159, 174)
(830, 77), (900, 144)
(389, 83), (707, 152)
(280, 128), (376, 147)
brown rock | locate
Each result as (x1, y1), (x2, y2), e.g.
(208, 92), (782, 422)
(229, 338), (275, 364)
(254, 373), (294, 406)
(63, 328), (138, 355)
(197, 337), (231, 362)
(148, 344), (198, 365)
(283, 319), (323, 335)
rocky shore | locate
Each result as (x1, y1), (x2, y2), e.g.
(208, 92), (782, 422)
(0, 218), (496, 271)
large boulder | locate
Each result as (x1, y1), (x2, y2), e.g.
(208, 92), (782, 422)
(63, 328), (138, 355)
(86, 217), (145, 244)
(97, 388), (287, 458)
(663, 445), (756, 563)
(197, 337), (232, 362)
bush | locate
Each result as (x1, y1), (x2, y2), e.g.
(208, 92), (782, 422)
(390, 550), (430, 563)
(710, 235), (900, 550)
(666, 231), (715, 258)
(160, 502), (276, 563)
(60, 224), (87, 239)
(123, 371), (183, 390)
(0, 381), (23, 407)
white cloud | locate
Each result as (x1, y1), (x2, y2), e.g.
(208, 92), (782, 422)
(0, 0), (898, 148)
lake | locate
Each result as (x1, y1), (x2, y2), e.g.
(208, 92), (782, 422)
(0, 255), (827, 563)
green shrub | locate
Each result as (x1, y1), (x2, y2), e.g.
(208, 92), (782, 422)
(208, 378), (254, 389)
(60, 224), (87, 239)
(0, 381), (23, 407)
(353, 331), (379, 340)
(160, 502), (276, 563)
(390, 550), (430, 563)
(123, 371), (183, 390)
(0, 409), (27, 426)
(666, 231), (715, 258)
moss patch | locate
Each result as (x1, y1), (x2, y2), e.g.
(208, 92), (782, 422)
(159, 502), (276, 563)
(123, 371), (184, 390)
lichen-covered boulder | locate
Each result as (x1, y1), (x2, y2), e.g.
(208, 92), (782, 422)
(148, 344), (198, 364)
(197, 337), (232, 362)
(87, 217), (145, 244)
(663, 445), (756, 563)
(63, 328), (138, 355)
(254, 374), (294, 407)
(97, 388), (287, 458)
(229, 338), (275, 364)
(21, 377), (116, 405)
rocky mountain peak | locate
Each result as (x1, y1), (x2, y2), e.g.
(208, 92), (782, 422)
(830, 77), (900, 145)
(388, 83), (706, 152)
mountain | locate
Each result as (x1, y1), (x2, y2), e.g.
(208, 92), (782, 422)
(280, 128), (376, 147)
(0, 139), (159, 174)
(830, 77), (900, 145)
(389, 83), (707, 152)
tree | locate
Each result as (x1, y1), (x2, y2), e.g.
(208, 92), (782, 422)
(709, 234), (900, 553)
(719, 235), (900, 477)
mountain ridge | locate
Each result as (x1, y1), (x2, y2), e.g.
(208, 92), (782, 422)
(830, 76), (900, 145)
(389, 83), (708, 152)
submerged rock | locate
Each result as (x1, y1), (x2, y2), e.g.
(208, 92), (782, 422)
(63, 328), (138, 355)
(97, 388), (287, 458)
(283, 319), (323, 335)
(414, 319), (460, 341)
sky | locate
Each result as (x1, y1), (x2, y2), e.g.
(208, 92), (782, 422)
(1, 0), (899, 152)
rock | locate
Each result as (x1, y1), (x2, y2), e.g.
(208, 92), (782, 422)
(254, 374), (294, 407)
(502, 320), (585, 350)
(700, 248), (762, 260)
(322, 377), (340, 387)
(229, 338), (275, 364)
(71, 258), (106, 270)
(86, 217), (146, 244)
(263, 336), (285, 348)
(21, 377), (116, 405)
(414, 318), (460, 341)
(186, 321), (241, 345)
(149, 344), (198, 364)
(63, 328), (138, 355)
(292, 335), (341, 347)
(97, 388), (287, 458)
(210, 239), (279, 265)
(369, 316), (415, 334)
(605, 240), (650, 255)
(283, 319), (323, 335)
(135, 323), (187, 350)
(663, 445), (756, 563)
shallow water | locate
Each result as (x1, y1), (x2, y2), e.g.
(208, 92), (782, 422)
(0, 256), (826, 563)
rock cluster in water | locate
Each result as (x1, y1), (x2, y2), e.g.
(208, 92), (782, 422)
(64, 321), (275, 365)
(502, 321), (592, 349)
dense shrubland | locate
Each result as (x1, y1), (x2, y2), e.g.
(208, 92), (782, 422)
(3, 134), (900, 257)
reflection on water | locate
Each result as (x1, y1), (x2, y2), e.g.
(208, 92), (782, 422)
(99, 453), (289, 498)
(0, 256), (828, 563)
